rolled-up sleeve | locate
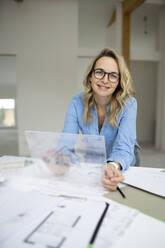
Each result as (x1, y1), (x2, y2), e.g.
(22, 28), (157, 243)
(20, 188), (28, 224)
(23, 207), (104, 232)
(107, 98), (137, 171)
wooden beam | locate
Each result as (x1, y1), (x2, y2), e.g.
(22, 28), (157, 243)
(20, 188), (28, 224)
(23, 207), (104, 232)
(107, 0), (146, 27)
(123, 0), (146, 14)
(107, 10), (116, 27)
(107, 0), (146, 66)
(122, 12), (130, 67)
(121, 0), (146, 67)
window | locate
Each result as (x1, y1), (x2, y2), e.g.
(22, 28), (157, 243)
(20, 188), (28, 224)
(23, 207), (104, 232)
(0, 99), (16, 127)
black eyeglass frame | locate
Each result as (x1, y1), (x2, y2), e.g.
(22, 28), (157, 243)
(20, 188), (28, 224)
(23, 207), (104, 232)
(93, 69), (120, 83)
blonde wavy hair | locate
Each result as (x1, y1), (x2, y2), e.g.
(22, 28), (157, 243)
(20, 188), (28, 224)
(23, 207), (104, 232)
(83, 48), (135, 128)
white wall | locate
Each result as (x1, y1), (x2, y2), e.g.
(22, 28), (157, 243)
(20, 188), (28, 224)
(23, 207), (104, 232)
(77, 0), (117, 95)
(131, 61), (157, 144)
(131, 4), (160, 57)
(0, 55), (17, 98)
(0, 55), (18, 155)
(0, 1), (17, 54)
(130, 4), (163, 146)
(0, 0), (78, 155)
(77, 57), (91, 92)
(0, 130), (18, 156)
(79, 0), (116, 49)
(156, 7), (165, 150)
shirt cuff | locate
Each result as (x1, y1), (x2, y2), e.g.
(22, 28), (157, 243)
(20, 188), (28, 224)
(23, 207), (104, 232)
(107, 158), (127, 172)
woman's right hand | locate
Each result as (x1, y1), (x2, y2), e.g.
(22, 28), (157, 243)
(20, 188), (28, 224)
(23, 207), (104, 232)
(101, 163), (124, 191)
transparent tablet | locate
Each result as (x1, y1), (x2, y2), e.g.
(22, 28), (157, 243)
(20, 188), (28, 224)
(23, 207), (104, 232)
(25, 131), (106, 187)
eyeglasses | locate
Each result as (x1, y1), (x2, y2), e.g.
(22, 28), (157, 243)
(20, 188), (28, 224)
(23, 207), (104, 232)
(93, 69), (120, 83)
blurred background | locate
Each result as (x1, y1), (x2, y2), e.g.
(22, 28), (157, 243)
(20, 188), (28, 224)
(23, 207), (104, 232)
(0, 0), (165, 166)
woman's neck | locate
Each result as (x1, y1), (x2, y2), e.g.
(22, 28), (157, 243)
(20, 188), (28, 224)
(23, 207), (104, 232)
(94, 94), (111, 111)
(94, 95), (111, 132)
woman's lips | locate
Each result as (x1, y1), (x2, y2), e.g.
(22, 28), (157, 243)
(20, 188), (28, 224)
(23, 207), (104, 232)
(97, 84), (110, 90)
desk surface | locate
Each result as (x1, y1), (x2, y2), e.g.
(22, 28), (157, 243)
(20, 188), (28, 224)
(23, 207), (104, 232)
(105, 185), (165, 222)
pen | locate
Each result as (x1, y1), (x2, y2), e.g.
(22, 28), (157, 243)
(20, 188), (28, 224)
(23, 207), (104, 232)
(87, 203), (109, 248)
(117, 186), (126, 198)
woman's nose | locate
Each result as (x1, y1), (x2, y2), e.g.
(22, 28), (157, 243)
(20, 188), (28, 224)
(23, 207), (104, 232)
(101, 74), (109, 84)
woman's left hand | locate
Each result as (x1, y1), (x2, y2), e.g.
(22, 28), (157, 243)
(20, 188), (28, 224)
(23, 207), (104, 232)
(101, 163), (124, 191)
(42, 149), (71, 176)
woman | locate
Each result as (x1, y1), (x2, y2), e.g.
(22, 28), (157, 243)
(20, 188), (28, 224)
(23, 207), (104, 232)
(63, 48), (138, 191)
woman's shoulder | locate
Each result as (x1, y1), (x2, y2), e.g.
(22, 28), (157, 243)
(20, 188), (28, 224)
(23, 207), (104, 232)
(122, 96), (137, 116)
(71, 92), (84, 104)
(125, 96), (137, 107)
(117, 96), (137, 121)
(68, 92), (84, 112)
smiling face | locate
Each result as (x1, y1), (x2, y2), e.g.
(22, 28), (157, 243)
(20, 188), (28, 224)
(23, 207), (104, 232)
(90, 56), (119, 100)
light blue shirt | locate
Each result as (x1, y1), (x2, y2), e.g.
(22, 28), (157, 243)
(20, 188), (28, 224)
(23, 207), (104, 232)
(63, 92), (138, 171)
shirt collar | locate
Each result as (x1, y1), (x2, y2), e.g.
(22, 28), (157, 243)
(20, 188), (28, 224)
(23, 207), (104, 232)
(92, 103), (110, 112)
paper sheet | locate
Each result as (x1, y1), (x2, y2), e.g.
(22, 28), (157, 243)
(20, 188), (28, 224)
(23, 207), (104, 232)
(8, 164), (108, 198)
(113, 212), (165, 248)
(0, 156), (36, 180)
(1, 177), (165, 248)
(94, 201), (139, 248)
(0, 187), (56, 245)
(93, 198), (165, 248)
(0, 187), (105, 248)
(123, 167), (165, 197)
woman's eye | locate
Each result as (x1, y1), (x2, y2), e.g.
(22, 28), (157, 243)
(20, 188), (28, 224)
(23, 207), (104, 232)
(111, 74), (118, 79)
(96, 70), (103, 75)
